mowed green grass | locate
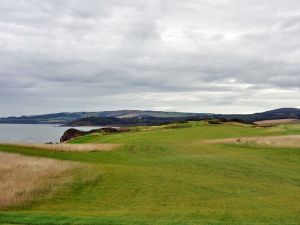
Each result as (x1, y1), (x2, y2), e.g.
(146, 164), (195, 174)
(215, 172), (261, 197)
(0, 122), (300, 225)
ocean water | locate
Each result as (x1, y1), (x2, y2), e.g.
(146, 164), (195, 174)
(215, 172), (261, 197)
(0, 124), (101, 143)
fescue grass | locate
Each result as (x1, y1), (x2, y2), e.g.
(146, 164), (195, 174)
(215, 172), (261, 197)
(0, 121), (299, 225)
(206, 134), (300, 148)
(254, 118), (300, 125)
(0, 143), (121, 152)
(0, 152), (79, 209)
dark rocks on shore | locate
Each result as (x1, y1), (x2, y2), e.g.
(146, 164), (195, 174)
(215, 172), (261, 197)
(60, 129), (88, 142)
(60, 127), (124, 143)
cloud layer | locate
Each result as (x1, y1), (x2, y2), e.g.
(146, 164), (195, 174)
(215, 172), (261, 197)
(1, 0), (300, 116)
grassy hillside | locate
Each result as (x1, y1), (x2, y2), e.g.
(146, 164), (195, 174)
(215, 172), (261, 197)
(2, 108), (300, 125)
(0, 110), (205, 124)
(0, 122), (300, 225)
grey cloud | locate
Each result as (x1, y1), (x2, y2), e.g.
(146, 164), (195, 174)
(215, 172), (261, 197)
(0, 0), (300, 116)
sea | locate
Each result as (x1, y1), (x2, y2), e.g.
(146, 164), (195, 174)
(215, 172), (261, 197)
(0, 124), (101, 143)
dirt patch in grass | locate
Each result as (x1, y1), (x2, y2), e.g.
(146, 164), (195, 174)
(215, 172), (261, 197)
(0, 152), (79, 209)
(0, 143), (121, 152)
(205, 135), (300, 148)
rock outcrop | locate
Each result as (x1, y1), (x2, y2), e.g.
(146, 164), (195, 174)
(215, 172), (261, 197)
(60, 127), (122, 143)
(60, 129), (88, 143)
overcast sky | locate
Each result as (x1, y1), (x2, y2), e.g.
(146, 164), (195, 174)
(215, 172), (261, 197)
(1, 0), (300, 116)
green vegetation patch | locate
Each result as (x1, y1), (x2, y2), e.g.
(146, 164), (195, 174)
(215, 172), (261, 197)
(0, 122), (300, 225)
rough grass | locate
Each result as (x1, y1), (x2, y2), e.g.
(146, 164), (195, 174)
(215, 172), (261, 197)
(0, 152), (79, 209)
(254, 118), (300, 125)
(0, 121), (299, 225)
(0, 143), (121, 152)
(206, 134), (300, 148)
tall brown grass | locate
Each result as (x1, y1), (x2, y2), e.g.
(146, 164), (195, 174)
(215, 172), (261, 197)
(0, 152), (79, 209)
(206, 135), (300, 148)
(254, 118), (299, 125)
(242, 135), (300, 148)
(1, 143), (121, 152)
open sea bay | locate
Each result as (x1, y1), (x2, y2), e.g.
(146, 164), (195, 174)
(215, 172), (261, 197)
(0, 124), (100, 143)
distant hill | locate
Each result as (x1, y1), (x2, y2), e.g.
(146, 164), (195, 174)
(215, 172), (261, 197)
(217, 108), (300, 122)
(64, 116), (202, 127)
(65, 108), (300, 126)
(0, 110), (209, 124)
(1, 108), (299, 126)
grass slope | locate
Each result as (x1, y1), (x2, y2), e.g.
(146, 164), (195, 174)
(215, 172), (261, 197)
(0, 122), (299, 225)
